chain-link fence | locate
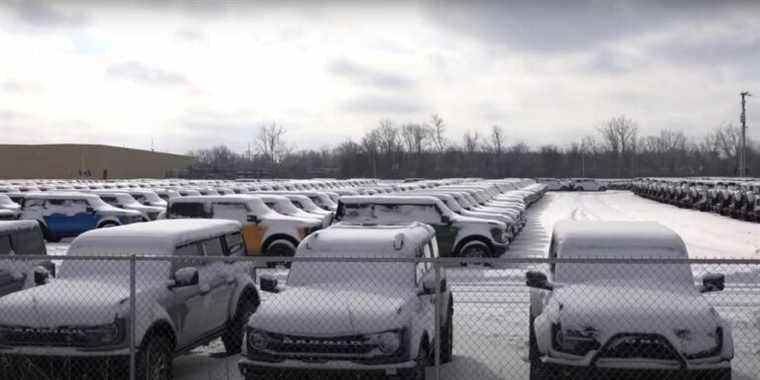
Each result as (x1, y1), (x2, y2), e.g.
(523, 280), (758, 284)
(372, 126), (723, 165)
(0, 255), (758, 380)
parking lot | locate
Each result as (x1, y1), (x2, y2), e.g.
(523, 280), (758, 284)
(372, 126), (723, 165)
(55, 190), (752, 380)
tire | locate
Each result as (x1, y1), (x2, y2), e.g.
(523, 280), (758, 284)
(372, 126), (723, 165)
(459, 241), (492, 266)
(401, 341), (430, 380)
(440, 298), (454, 364)
(135, 334), (174, 380)
(265, 239), (297, 268)
(98, 221), (119, 229)
(222, 291), (259, 354)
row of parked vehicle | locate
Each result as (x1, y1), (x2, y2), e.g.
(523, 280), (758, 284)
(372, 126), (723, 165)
(536, 178), (608, 192)
(631, 178), (760, 222)
(0, 178), (546, 261)
(0, 178), (548, 379)
(0, 211), (734, 379)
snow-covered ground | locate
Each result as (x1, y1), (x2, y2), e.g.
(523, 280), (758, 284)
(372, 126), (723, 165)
(45, 191), (760, 379)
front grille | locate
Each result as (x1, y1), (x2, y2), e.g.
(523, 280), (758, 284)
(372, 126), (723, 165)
(597, 334), (681, 362)
(2, 327), (92, 346)
(265, 333), (375, 355)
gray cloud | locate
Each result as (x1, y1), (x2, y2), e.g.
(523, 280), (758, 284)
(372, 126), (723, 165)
(423, 0), (759, 54)
(341, 95), (423, 115)
(4, 0), (87, 28)
(107, 61), (189, 86)
(328, 58), (415, 90)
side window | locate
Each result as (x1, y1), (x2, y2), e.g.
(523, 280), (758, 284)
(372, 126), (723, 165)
(291, 200), (304, 209)
(169, 202), (210, 218)
(174, 243), (203, 271)
(70, 200), (90, 213)
(224, 232), (245, 256)
(212, 202), (248, 221)
(201, 237), (225, 257)
(101, 196), (119, 207)
(0, 235), (11, 255)
(24, 198), (45, 209)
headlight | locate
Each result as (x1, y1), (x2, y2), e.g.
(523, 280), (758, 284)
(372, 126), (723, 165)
(490, 228), (507, 243)
(552, 323), (600, 356)
(375, 331), (401, 354)
(246, 327), (269, 351)
(685, 327), (723, 359)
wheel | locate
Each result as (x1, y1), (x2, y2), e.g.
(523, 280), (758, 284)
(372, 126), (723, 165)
(400, 341), (430, 380)
(222, 292), (259, 354)
(135, 334), (173, 380)
(265, 239), (296, 268)
(440, 298), (454, 364)
(459, 241), (491, 266)
(98, 221), (119, 229)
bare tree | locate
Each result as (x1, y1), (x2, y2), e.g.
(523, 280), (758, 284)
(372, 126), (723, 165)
(597, 116), (638, 177)
(489, 125), (505, 155)
(255, 122), (288, 164)
(428, 114), (448, 153)
(361, 128), (381, 178)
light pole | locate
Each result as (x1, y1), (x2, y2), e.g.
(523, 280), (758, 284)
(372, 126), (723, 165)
(740, 91), (751, 176)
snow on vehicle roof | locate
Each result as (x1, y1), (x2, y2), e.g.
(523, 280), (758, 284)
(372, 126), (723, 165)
(339, 195), (445, 206)
(68, 219), (241, 256)
(299, 222), (435, 257)
(552, 220), (688, 258)
(0, 220), (39, 233)
(23, 192), (99, 199)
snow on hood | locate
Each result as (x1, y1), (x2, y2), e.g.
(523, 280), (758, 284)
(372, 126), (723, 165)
(250, 285), (410, 336)
(0, 279), (130, 327)
(550, 280), (721, 354)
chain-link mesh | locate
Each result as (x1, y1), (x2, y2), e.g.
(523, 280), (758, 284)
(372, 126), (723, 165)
(0, 255), (757, 380)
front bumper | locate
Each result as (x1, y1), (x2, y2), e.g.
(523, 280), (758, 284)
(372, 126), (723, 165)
(0, 345), (129, 357)
(238, 357), (416, 377)
(540, 353), (730, 371)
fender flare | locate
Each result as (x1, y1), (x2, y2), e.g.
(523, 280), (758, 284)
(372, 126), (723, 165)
(229, 281), (261, 318)
(96, 217), (121, 228)
(453, 235), (494, 257)
(262, 234), (300, 254)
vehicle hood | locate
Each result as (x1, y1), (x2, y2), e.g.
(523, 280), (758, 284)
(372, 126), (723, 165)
(549, 281), (722, 354)
(452, 214), (507, 231)
(250, 285), (412, 336)
(0, 279), (130, 327)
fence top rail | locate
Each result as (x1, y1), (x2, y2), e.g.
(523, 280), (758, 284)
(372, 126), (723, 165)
(3, 255), (760, 265)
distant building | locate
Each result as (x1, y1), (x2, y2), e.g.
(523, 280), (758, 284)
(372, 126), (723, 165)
(0, 144), (194, 179)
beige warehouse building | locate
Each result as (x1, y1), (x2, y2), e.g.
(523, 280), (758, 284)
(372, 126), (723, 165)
(0, 144), (194, 179)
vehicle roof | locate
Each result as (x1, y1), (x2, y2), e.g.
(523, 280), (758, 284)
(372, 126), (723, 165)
(22, 192), (98, 199)
(552, 221), (688, 258)
(0, 220), (39, 233)
(298, 222), (435, 257)
(339, 195), (445, 206)
(68, 219), (241, 255)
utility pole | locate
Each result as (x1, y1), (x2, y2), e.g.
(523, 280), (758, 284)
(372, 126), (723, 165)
(740, 91), (751, 176)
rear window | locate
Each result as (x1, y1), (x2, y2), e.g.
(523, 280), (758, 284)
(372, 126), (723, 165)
(169, 202), (210, 218)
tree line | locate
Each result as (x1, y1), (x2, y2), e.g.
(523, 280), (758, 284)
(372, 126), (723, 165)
(186, 115), (757, 179)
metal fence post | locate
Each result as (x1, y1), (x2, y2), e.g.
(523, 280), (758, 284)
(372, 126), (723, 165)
(129, 254), (136, 380)
(433, 259), (442, 380)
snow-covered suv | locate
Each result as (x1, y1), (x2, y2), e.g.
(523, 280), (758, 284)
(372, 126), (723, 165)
(0, 221), (55, 298)
(166, 195), (322, 259)
(239, 222), (453, 379)
(336, 196), (510, 259)
(0, 220), (260, 379)
(527, 221), (733, 380)
(0, 195), (21, 220)
(19, 192), (143, 242)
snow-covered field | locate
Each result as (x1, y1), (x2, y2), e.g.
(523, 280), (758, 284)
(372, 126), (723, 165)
(47, 191), (760, 379)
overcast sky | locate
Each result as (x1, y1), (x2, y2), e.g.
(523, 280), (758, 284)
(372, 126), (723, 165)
(1, 0), (759, 154)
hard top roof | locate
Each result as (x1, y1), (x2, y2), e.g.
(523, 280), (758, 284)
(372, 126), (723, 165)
(298, 222), (435, 257)
(69, 219), (241, 255)
(552, 220), (688, 258)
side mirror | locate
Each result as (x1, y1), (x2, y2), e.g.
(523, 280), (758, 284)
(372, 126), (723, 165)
(418, 272), (437, 296)
(86, 207), (95, 213)
(247, 214), (261, 224)
(172, 267), (199, 289)
(260, 274), (279, 293)
(441, 214), (452, 225)
(700, 273), (725, 293)
(33, 266), (50, 285)
(526, 271), (553, 291)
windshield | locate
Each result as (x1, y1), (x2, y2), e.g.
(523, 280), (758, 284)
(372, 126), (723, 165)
(287, 260), (414, 288)
(554, 249), (695, 285)
(266, 199), (300, 215)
